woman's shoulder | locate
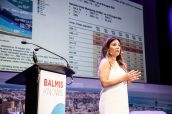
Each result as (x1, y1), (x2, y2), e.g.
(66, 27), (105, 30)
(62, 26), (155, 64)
(98, 58), (111, 70)
(100, 58), (108, 62)
(99, 58), (109, 66)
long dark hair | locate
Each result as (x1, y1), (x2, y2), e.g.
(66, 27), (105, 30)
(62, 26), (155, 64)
(99, 37), (127, 71)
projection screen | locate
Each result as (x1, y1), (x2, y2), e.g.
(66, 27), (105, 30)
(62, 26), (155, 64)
(0, 0), (146, 82)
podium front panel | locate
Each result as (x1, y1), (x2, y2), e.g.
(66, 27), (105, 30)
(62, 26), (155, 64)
(37, 70), (66, 114)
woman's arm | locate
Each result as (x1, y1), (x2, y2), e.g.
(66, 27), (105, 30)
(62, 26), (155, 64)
(99, 59), (141, 88)
(98, 59), (127, 88)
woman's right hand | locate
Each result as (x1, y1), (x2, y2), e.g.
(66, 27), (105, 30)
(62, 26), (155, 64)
(126, 70), (141, 82)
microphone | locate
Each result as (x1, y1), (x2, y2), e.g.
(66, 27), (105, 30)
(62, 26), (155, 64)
(21, 41), (28, 44)
(34, 48), (40, 51)
(21, 41), (70, 69)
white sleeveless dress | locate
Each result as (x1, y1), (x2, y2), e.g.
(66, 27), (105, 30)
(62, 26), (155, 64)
(99, 62), (129, 114)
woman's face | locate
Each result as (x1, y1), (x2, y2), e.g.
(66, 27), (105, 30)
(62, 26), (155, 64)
(108, 39), (121, 57)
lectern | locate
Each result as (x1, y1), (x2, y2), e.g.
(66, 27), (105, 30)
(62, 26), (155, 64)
(5, 63), (75, 114)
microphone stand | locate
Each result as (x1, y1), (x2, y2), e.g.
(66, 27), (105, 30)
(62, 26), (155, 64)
(21, 41), (70, 68)
(21, 41), (74, 85)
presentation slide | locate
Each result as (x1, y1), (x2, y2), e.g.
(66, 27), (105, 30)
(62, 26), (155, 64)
(0, 0), (146, 82)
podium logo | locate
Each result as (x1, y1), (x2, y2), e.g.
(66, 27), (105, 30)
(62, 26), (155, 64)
(51, 103), (65, 114)
(42, 79), (64, 96)
(44, 79), (63, 88)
